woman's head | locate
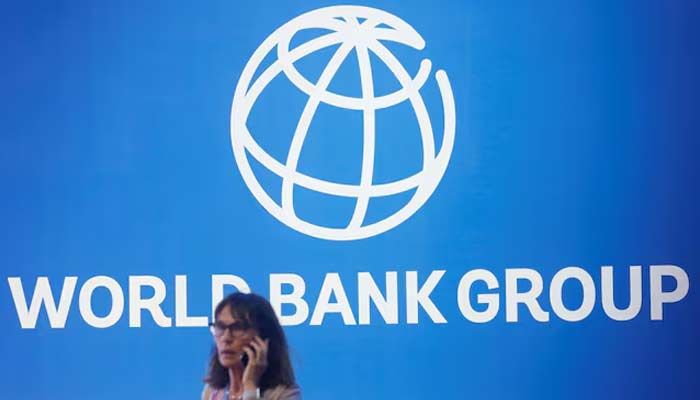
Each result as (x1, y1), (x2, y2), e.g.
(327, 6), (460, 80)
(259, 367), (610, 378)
(205, 292), (296, 390)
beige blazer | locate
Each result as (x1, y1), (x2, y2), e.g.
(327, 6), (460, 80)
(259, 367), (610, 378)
(201, 384), (302, 400)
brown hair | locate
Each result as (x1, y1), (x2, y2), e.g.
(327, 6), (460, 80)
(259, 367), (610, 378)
(204, 292), (296, 390)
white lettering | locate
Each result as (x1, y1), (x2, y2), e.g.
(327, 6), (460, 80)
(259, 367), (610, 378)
(505, 269), (549, 322)
(175, 275), (208, 327)
(601, 266), (642, 321)
(358, 271), (398, 325)
(269, 273), (309, 326)
(457, 269), (499, 323)
(128, 276), (171, 327)
(406, 270), (447, 324)
(549, 267), (595, 322)
(310, 273), (356, 326)
(8, 276), (77, 329)
(211, 274), (250, 318)
(650, 265), (689, 320)
(78, 276), (124, 328)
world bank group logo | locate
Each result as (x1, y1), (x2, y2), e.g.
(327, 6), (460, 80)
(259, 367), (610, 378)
(230, 5), (456, 241)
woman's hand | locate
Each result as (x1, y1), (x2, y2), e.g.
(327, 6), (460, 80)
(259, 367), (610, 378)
(241, 336), (269, 390)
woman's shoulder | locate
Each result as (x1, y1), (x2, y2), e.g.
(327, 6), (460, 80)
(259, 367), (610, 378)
(201, 384), (211, 400)
(202, 384), (300, 400)
(262, 384), (302, 400)
(201, 384), (221, 400)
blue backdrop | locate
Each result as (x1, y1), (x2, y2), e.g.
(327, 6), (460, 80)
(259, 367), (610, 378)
(1, 0), (698, 399)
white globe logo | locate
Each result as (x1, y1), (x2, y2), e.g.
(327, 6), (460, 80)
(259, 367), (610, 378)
(230, 5), (456, 241)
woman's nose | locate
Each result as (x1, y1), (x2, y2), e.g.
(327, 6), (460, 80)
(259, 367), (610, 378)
(220, 334), (234, 343)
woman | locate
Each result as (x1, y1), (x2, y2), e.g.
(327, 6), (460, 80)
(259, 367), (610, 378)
(202, 292), (302, 400)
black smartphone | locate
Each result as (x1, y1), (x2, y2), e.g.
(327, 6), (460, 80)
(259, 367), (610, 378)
(241, 353), (249, 367)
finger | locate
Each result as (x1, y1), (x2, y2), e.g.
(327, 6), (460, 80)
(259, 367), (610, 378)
(254, 336), (268, 352)
(249, 341), (263, 361)
(251, 338), (266, 362)
(258, 339), (269, 363)
(254, 339), (267, 360)
(243, 345), (254, 359)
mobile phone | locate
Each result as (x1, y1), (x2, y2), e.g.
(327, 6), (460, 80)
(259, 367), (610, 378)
(241, 353), (249, 367)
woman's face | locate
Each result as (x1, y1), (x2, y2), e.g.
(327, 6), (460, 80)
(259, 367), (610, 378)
(214, 304), (259, 368)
